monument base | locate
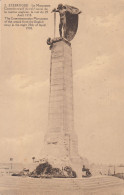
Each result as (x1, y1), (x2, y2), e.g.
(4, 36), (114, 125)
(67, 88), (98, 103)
(40, 149), (89, 178)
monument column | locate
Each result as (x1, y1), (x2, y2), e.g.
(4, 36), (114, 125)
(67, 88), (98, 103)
(43, 4), (87, 176)
(44, 39), (79, 162)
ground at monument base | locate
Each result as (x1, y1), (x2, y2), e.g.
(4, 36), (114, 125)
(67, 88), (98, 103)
(0, 175), (124, 195)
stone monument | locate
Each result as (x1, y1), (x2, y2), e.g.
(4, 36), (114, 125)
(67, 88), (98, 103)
(44, 4), (88, 177)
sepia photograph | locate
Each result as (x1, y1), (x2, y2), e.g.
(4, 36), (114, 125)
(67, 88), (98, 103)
(0, 0), (124, 194)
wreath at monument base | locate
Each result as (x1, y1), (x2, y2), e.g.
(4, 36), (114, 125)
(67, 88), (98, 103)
(30, 162), (77, 178)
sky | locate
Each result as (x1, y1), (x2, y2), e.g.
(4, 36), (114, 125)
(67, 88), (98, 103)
(0, 0), (124, 164)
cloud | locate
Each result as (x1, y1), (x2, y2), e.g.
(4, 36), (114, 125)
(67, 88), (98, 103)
(73, 54), (124, 164)
(7, 74), (34, 90)
(89, 12), (124, 29)
(0, 74), (49, 142)
(6, 74), (49, 91)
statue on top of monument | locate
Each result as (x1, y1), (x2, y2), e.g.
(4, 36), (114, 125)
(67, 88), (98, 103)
(51, 4), (81, 41)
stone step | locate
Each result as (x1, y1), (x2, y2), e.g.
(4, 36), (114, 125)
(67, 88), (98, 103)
(0, 176), (123, 195)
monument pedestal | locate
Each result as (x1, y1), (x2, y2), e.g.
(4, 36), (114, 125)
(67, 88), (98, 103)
(44, 38), (87, 177)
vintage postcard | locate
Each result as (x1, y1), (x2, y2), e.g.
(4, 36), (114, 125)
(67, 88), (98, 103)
(0, 0), (124, 194)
